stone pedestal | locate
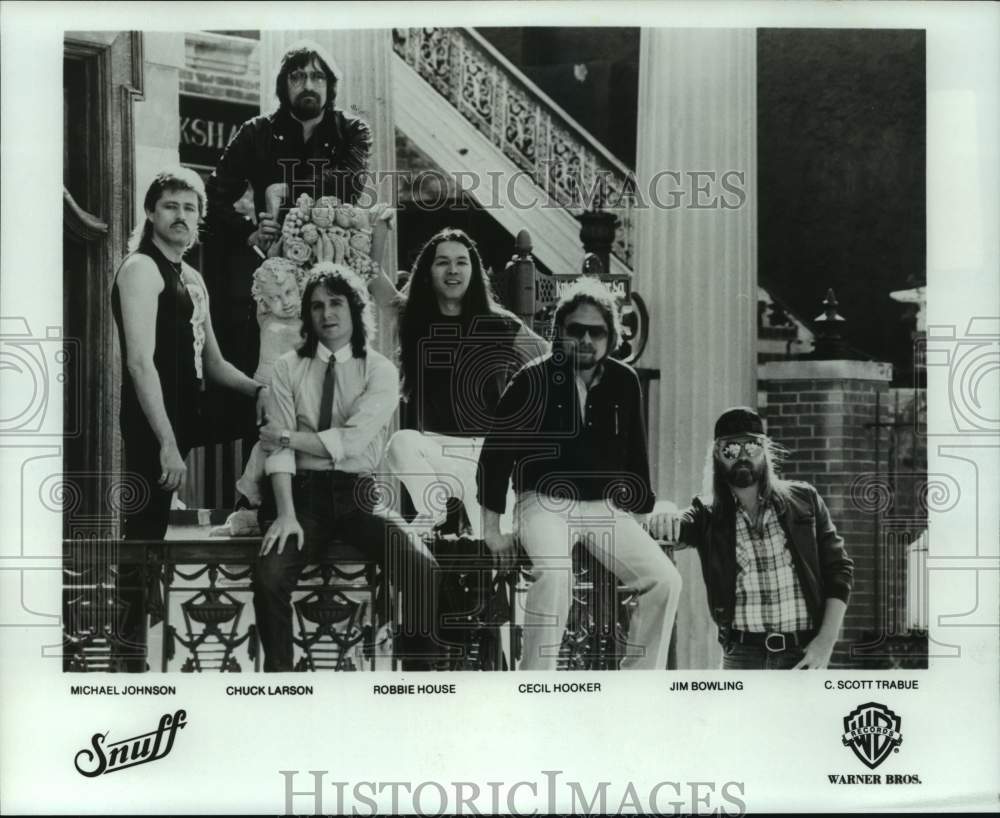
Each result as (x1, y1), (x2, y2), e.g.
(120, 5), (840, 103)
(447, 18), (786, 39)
(260, 32), (398, 357)
(759, 358), (895, 664)
(634, 28), (758, 669)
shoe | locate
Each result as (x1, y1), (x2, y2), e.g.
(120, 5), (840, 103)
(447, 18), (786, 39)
(434, 498), (473, 538)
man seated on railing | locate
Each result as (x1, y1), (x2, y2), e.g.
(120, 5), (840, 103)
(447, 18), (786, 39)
(370, 227), (547, 537)
(648, 407), (853, 670)
(255, 263), (442, 671)
(476, 277), (682, 670)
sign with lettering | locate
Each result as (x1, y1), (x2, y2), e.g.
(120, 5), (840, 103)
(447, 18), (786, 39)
(179, 94), (258, 168)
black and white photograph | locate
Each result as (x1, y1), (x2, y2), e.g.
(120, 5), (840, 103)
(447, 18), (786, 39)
(1, 1), (997, 814)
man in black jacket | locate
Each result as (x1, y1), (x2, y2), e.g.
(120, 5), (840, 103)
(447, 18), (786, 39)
(477, 278), (682, 670)
(205, 43), (371, 254)
(649, 407), (853, 669)
(201, 42), (372, 443)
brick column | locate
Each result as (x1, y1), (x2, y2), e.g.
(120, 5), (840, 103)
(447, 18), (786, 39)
(758, 359), (893, 665)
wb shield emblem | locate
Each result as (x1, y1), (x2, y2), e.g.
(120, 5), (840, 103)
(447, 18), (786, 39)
(841, 702), (903, 769)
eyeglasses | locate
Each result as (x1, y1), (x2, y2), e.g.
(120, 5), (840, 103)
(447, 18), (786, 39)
(564, 322), (608, 341)
(288, 70), (328, 86)
(716, 438), (764, 461)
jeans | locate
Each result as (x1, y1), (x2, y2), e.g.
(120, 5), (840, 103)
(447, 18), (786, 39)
(254, 471), (442, 671)
(117, 428), (192, 672)
(720, 640), (806, 670)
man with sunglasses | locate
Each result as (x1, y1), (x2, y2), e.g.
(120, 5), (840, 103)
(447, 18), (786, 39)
(649, 407), (853, 669)
(477, 278), (682, 670)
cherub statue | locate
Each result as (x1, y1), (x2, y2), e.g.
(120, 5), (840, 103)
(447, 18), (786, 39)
(234, 256), (305, 507)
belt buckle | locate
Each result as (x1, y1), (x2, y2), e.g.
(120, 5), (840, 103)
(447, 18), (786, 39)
(764, 632), (786, 653)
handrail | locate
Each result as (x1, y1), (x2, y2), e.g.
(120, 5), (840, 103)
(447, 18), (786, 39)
(462, 28), (633, 179)
(392, 27), (634, 269)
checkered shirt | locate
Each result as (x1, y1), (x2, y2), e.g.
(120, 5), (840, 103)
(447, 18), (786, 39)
(732, 496), (813, 632)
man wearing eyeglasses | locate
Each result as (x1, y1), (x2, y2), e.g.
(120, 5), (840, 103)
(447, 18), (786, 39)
(205, 43), (372, 256)
(649, 407), (853, 669)
(477, 277), (682, 670)
(201, 42), (372, 447)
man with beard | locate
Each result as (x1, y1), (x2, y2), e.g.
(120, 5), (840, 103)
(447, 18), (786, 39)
(205, 43), (371, 255)
(202, 43), (372, 443)
(476, 278), (682, 670)
(649, 407), (853, 669)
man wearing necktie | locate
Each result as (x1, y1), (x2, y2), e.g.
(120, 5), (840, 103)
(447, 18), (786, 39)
(255, 263), (441, 671)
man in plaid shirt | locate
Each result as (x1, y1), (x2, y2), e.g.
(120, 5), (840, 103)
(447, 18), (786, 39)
(650, 407), (853, 669)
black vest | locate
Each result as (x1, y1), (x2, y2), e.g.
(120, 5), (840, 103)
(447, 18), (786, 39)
(112, 238), (204, 447)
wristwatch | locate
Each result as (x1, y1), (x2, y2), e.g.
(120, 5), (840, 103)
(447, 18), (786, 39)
(279, 430), (291, 447)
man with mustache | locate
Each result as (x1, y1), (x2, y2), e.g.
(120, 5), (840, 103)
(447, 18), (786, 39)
(205, 43), (371, 255)
(202, 43), (372, 440)
(111, 167), (269, 669)
(649, 407), (853, 669)
(477, 278), (682, 670)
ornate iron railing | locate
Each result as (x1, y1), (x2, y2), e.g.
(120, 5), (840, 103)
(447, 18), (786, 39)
(392, 27), (635, 269)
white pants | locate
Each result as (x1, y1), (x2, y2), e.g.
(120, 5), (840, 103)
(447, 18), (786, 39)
(385, 429), (514, 538)
(515, 492), (682, 671)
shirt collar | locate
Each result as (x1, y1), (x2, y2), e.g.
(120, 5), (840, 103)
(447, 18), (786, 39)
(316, 341), (353, 364)
(575, 359), (606, 388)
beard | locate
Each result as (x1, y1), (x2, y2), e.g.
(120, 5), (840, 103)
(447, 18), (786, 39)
(290, 92), (323, 119)
(724, 459), (763, 489)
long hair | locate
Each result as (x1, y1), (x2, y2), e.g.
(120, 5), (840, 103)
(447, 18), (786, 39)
(275, 44), (339, 112)
(396, 227), (514, 398)
(127, 167), (207, 254)
(297, 263), (375, 359)
(550, 275), (624, 357)
(701, 435), (792, 517)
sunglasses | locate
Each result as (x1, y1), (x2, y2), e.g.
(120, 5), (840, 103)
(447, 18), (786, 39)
(564, 322), (609, 341)
(716, 438), (764, 461)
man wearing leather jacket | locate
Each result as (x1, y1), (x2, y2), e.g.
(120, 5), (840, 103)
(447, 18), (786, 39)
(650, 407), (853, 669)
(201, 42), (372, 443)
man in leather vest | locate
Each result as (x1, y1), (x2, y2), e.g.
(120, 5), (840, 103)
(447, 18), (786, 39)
(649, 407), (853, 669)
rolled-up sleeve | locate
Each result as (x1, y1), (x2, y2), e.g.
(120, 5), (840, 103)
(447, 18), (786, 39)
(317, 356), (399, 464)
(264, 356), (297, 476)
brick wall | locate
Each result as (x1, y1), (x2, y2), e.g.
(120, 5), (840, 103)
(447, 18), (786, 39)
(758, 359), (919, 668)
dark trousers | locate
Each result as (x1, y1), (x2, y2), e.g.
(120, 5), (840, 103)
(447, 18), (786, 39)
(254, 471), (443, 671)
(720, 640), (805, 670)
(118, 428), (191, 672)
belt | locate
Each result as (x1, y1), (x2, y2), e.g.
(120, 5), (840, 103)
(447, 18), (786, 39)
(727, 628), (815, 653)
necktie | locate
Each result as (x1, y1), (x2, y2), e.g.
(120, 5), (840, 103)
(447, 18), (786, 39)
(317, 357), (336, 431)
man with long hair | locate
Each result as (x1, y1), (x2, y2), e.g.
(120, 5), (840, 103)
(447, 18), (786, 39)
(205, 42), (371, 255)
(380, 227), (547, 537)
(111, 167), (268, 669)
(202, 42), (372, 446)
(255, 264), (442, 671)
(649, 407), (854, 669)
(477, 278), (681, 670)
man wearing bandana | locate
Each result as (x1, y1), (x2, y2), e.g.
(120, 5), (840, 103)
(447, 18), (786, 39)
(649, 407), (854, 669)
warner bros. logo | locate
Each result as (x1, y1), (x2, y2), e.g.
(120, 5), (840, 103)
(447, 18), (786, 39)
(841, 702), (903, 770)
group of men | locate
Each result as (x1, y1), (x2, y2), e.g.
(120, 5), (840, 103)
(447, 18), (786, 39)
(112, 44), (852, 673)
